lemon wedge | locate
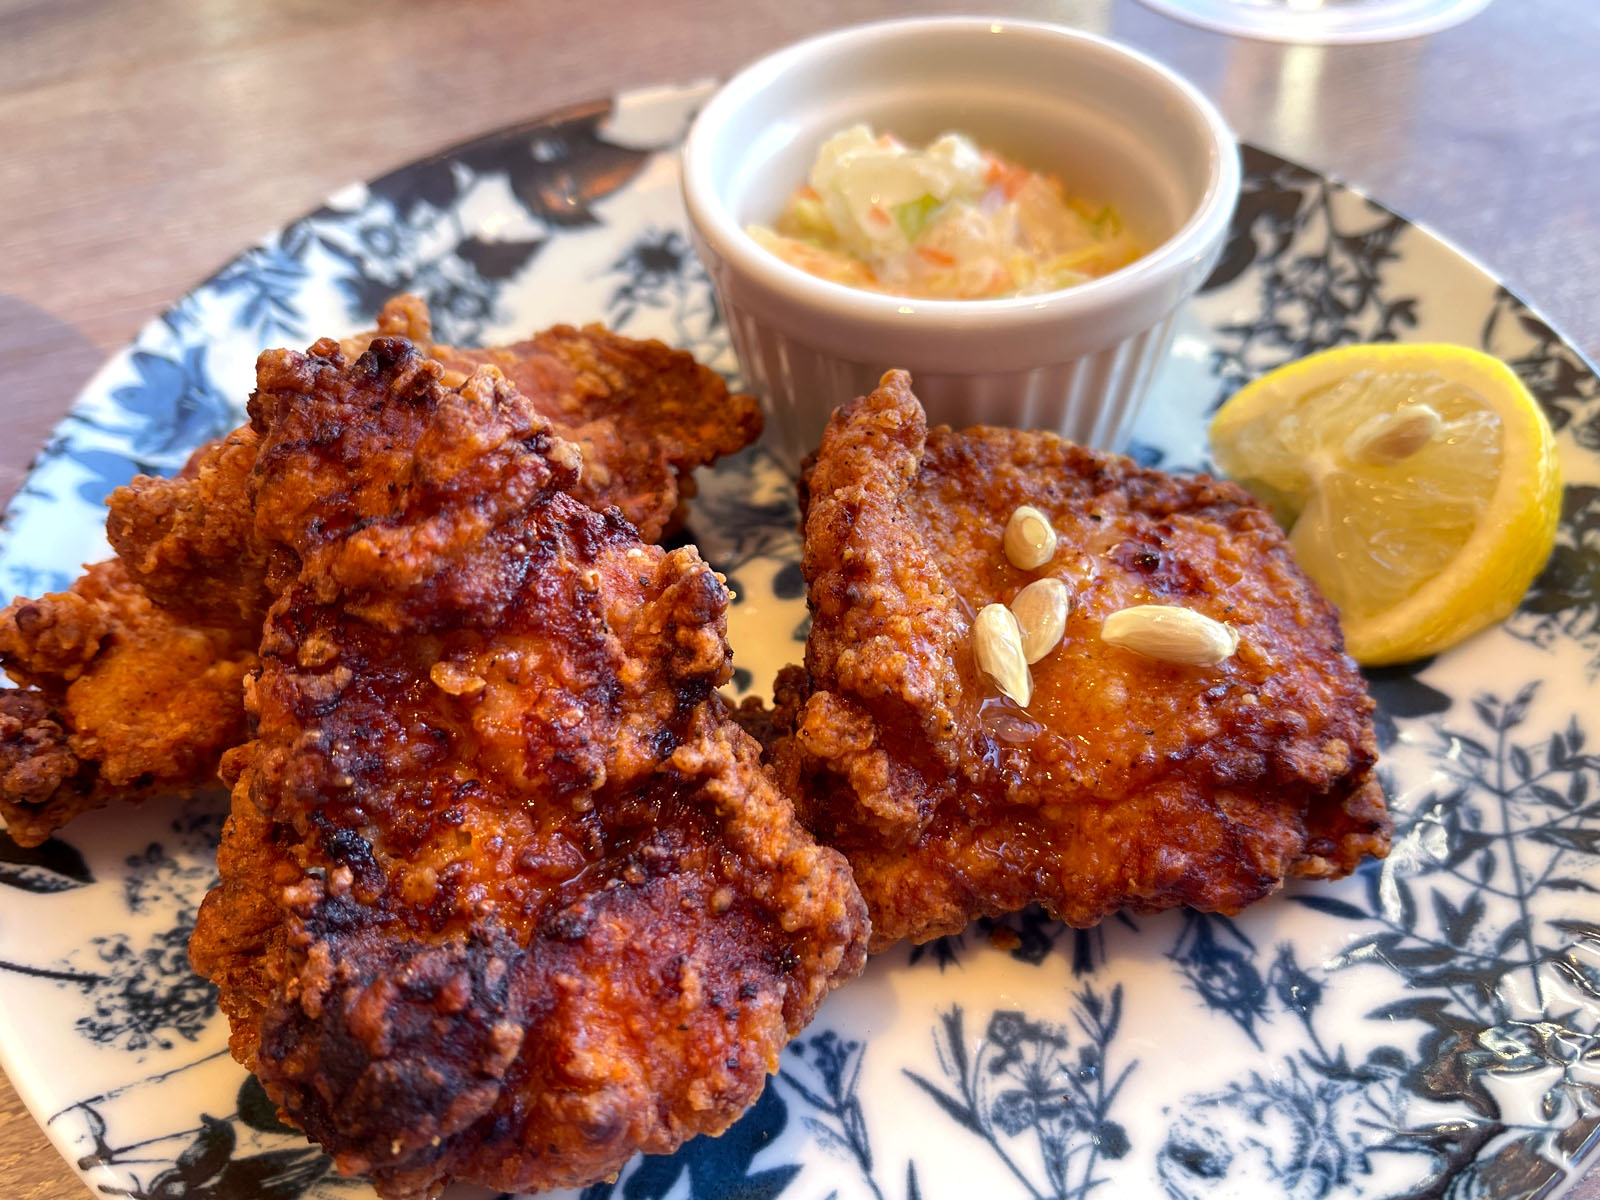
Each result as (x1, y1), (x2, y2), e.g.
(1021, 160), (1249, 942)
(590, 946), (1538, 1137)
(1209, 343), (1561, 666)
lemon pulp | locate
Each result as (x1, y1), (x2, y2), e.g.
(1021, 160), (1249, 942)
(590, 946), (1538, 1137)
(1209, 344), (1561, 666)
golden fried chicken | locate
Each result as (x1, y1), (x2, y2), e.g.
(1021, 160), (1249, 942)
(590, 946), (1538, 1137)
(188, 337), (866, 1200)
(104, 427), (271, 628)
(343, 294), (761, 543)
(108, 295), (759, 626)
(769, 372), (1389, 950)
(2, 298), (761, 847)
(0, 559), (253, 845)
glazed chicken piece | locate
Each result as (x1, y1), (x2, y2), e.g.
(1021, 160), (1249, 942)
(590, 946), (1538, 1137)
(769, 371), (1390, 950)
(188, 337), (866, 1199)
(1, 297), (761, 846)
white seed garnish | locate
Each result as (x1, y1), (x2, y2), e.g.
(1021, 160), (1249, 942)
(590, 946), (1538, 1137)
(1343, 403), (1444, 466)
(973, 603), (1033, 706)
(1003, 505), (1059, 570)
(430, 661), (486, 695)
(1100, 605), (1239, 667)
(1010, 578), (1072, 664)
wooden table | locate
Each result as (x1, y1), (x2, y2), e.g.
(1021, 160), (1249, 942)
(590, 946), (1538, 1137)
(1, 1), (1596, 1196)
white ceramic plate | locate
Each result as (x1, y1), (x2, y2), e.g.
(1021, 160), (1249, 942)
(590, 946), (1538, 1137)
(1, 82), (1598, 1200)
(1132, 0), (1494, 44)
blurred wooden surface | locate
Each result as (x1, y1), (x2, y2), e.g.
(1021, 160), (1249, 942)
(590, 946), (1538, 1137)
(1, 1), (1598, 1197)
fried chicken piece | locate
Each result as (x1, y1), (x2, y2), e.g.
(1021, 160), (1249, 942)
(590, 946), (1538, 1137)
(189, 337), (866, 1200)
(104, 427), (272, 628)
(0, 431), (270, 846)
(344, 294), (761, 543)
(0, 559), (253, 845)
(770, 372), (1389, 950)
(107, 296), (759, 628)
(2, 300), (760, 847)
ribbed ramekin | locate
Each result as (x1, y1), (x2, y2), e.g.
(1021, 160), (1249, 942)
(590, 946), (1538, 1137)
(681, 17), (1240, 472)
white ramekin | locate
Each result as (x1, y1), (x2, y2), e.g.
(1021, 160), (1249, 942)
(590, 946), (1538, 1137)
(681, 17), (1241, 472)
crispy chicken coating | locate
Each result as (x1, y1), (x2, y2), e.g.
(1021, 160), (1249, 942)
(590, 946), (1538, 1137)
(770, 372), (1390, 950)
(0, 559), (253, 845)
(188, 337), (866, 1199)
(344, 294), (761, 543)
(2, 298), (761, 846)
(107, 295), (760, 627)
(104, 427), (271, 628)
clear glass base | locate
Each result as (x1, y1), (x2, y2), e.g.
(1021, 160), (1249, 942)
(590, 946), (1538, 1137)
(1133, 0), (1494, 43)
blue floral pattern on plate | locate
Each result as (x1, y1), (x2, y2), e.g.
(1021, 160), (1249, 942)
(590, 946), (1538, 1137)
(0, 83), (1597, 1200)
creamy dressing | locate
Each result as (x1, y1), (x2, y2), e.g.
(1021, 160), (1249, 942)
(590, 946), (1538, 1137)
(749, 125), (1144, 300)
